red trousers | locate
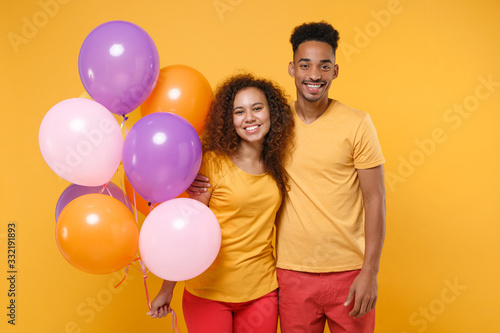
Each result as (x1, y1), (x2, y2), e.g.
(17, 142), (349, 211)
(277, 268), (375, 333)
(182, 288), (278, 333)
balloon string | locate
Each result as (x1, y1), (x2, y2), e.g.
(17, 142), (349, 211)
(147, 201), (159, 212)
(130, 257), (151, 311)
(172, 309), (179, 332)
(98, 182), (109, 195)
(120, 121), (139, 225)
(114, 257), (143, 289)
(131, 186), (139, 226)
(115, 256), (178, 331)
(114, 265), (131, 288)
(132, 253), (147, 275)
(115, 257), (152, 311)
(119, 115), (139, 221)
(121, 115), (129, 134)
(143, 273), (151, 311)
(120, 114), (137, 215)
(105, 184), (113, 196)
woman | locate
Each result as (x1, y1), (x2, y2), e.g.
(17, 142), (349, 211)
(148, 73), (294, 333)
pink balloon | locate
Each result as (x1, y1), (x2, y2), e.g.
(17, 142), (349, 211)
(139, 198), (221, 281)
(39, 98), (123, 186)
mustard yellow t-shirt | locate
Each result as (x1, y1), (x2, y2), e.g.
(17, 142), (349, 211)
(185, 152), (280, 302)
(276, 99), (385, 273)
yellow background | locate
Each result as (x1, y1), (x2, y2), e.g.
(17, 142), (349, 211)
(1, 0), (499, 332)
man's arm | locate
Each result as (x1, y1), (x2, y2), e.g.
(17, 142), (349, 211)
(345, 164), (386, 318)
(186, 174), (211, 195)
(186, 173), (212, 206)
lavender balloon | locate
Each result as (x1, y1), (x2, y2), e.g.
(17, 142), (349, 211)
(55, 182), (133, 221)
(122, 113), (202, 204)
(78, 21), (160, 115)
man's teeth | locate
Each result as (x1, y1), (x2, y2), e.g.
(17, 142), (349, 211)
(245, 125), (259, 131)
(306, 83), (321, 88)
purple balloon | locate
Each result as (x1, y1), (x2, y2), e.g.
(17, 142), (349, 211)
(122, 113), (202, 204)
(55, 182), (133, 221)
(78, 21), (160, 115)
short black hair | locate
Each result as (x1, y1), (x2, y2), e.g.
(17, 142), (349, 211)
(290, 21), (340, 54)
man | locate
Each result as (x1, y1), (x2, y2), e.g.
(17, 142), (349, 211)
(274, 21), (386, 333)
(189, 21), (386, 333)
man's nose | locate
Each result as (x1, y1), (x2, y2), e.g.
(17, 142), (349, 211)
(309, 67), (321, 81)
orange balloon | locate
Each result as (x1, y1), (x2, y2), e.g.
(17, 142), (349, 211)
(140, 65), (213, 134)
(55, 194), (139, 274)
(124, 175), (154, 216)
(124, 175), (188, 216)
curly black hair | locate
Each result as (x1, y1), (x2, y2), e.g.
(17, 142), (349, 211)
(201, 73), (294, 196)
(290, 21), (340, 54)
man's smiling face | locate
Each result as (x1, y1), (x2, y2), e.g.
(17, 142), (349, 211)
(289, 40), (339, 103)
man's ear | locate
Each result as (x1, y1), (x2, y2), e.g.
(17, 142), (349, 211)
(333, 64), (339, 79)
(288, 61), (295, 78)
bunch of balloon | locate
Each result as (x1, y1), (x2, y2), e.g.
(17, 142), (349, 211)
(122, 89), (222, 282)
(123, 62), (221, 281)
(38, 20), (161, 275)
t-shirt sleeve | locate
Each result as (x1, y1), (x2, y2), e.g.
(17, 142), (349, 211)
(353, 114), (385, 169)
